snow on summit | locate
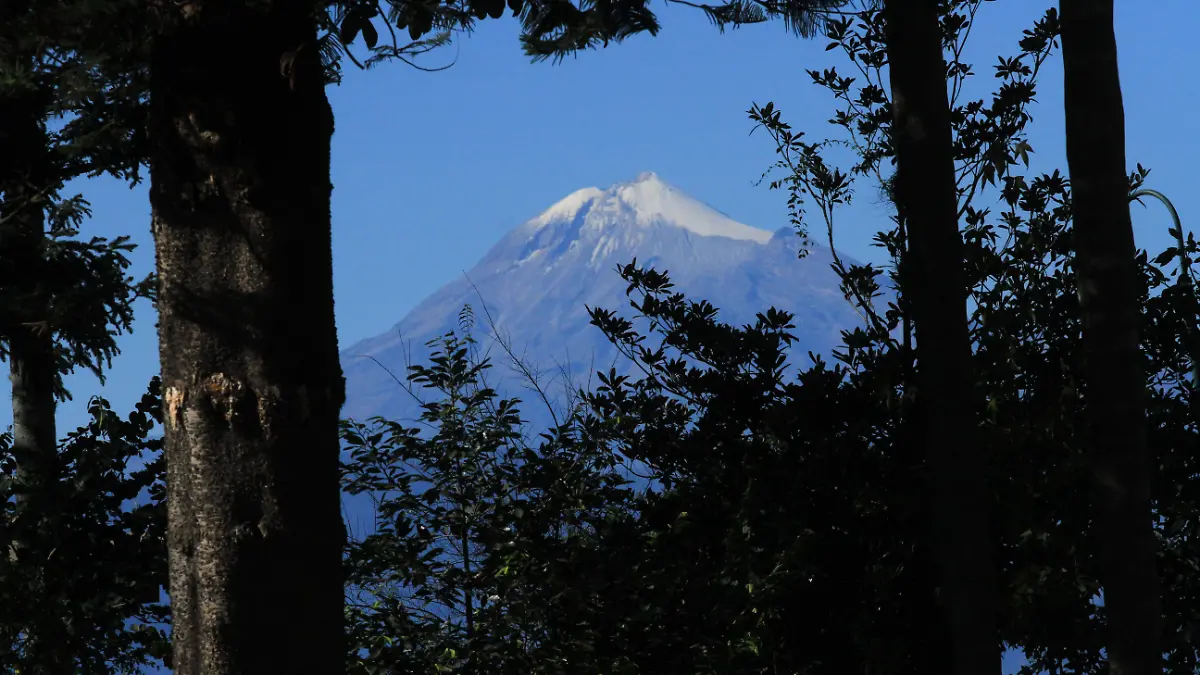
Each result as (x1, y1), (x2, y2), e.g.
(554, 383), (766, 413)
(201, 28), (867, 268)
(530, 172), (773, 244)
(533, 186), (606, 226)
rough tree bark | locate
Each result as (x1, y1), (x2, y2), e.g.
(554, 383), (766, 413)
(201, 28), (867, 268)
(147, 2), (346, 672)
(1060, 2), (1163, 675)
(882, 2), (999, 675)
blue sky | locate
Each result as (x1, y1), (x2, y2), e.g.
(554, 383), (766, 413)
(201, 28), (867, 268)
(7, 0), (1196, 434)
(4, 2), (1196, 671)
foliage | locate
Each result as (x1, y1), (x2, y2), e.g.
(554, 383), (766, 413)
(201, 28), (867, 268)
(316, 0), (662, 80)
(324, 0), (852, 68)
(326, 0), (661, 69)
(0, 378), (170, 673)
(339, 6), (1199, 675)
(0, 0), (154, 398)
(580, 268), (925, 675)
(342, 328), (527, 674)
(0, 0), (151, 188)
(567, 174), (1197, 675)
(742, 3), (1199, 674)
(341, 324), (636, 675)
(0, 203), (153, 400)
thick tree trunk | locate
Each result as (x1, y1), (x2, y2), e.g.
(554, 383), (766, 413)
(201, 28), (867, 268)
(882, 3), (999, 675)
(148, 3), (346, 673)
(1060, 3), (1163, 675)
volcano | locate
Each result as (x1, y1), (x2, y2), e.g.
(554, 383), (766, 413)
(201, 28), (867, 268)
(340, 171), (870, 424)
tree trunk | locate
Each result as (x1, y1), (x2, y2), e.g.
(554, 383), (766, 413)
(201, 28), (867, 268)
(8, 331), (58, 518)
(5, 208), (68, 675)
(1060, 3), (1163, 675)
(882, 3), (999, 675)
(1, 67), (72, 673)
(1, 100), (58, 528)
(7, 327), (68, 674)
(147, 3), (346, 673)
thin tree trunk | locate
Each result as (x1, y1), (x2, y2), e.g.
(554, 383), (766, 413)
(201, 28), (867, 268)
(1, 39), (58, 522)
(1, 72), (71, 674)
(8, 325), (68, 674)
(6, 210), (68, 675)
(1060, 3), (1163, 675)
(8, 331), (58, 518)
(458, 458), (476, 673)
(148, 3), (346, 673)
(882, 3), (999, 675)
(2, 107), (58, 529)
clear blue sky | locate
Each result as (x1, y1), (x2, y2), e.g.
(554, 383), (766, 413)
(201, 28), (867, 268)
(5, 1), (1197, 463)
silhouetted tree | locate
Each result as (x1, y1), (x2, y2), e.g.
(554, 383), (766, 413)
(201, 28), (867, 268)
(1060, 2), (1163, 674)
(882, 2), (999, 674)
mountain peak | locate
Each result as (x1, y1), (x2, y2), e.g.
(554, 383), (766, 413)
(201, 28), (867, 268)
(529, 172), (772, 244)
(343, 174), (866, 422)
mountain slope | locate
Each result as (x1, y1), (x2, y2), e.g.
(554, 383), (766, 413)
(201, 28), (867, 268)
(341, 172), (870, 423)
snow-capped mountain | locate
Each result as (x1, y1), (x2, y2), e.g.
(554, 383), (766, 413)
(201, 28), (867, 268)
(340, 172), (869, 424)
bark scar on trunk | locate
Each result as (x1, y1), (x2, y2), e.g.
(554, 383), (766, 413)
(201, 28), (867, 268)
(165, 386), (186, 430)
(202, 372), (246, 426)
(165, 374), (250, 430)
